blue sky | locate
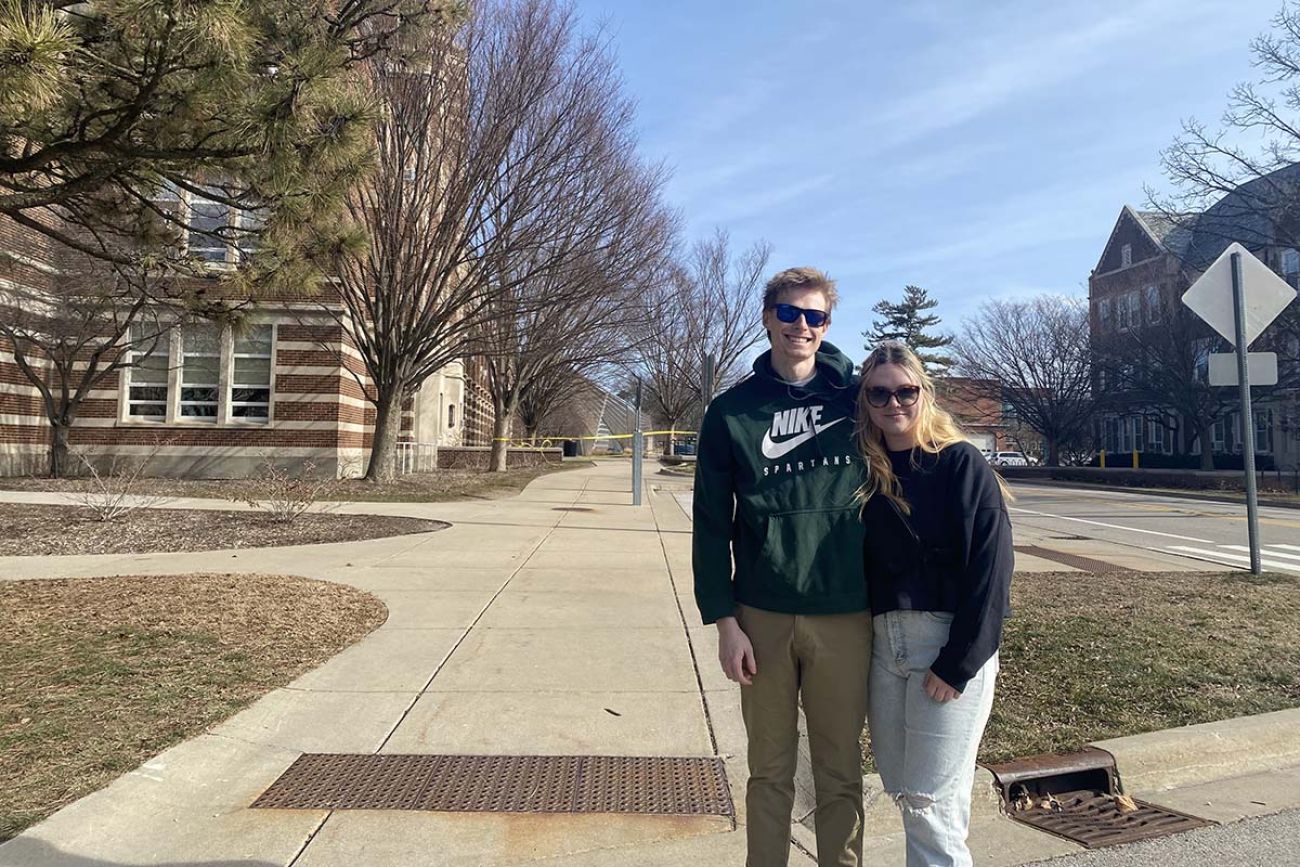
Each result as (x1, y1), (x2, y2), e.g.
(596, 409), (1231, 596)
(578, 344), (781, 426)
(570, 0), (1284, 354)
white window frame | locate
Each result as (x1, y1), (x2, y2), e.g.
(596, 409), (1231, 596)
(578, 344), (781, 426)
(228, 324), (275, 424)
(124, 325), (171, 421)
(119, 320), (276, 426)
(1098, 298), (1112, 333)
(1256, 409), (1274, 454)
(151, 184), (262, 268)
(178, 323), (222, 422)
(1121, 243), (1133, 268)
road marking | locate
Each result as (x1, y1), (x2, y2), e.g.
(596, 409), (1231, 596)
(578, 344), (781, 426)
(1008, 507), (1215, 544)
(1166, 545), (1300, 573)
(1274, 544), (1300, 553)
(1223, 545), (1300, 562)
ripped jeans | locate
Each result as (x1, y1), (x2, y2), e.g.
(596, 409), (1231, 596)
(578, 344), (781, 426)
(867, 610), (998, 867)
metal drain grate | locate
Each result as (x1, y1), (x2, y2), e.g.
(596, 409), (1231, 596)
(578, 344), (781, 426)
(252, 754), (734, 816)
(984, 748), (1213, 848)
(1008, 791), (1213, 848)
(1014, 545), (1119, 573)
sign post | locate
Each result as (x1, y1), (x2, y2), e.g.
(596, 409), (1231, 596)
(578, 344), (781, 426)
(1182, 242), (1297, 574)
(1230, 252), (1261, 574)
(631, 379), (643, 507)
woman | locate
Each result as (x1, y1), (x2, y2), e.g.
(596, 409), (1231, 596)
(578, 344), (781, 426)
(856, 341), (1014, 867)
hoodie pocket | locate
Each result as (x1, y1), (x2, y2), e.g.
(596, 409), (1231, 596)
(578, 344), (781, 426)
(752, 507), (866, 599)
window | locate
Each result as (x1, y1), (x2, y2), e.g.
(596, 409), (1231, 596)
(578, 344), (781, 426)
(1133, 416), (1145, 452)
(1116, 292), (1141, 330)
(1121, 243), (1133, 268)
(1282, 248), (1300, 275)
(179, 324), (221, 420)
(1213, 417), (1227, 452)
(1193, 339), (1213, 383)
(1098, 298), (1112, 332)
(447, 403), (457, 429)
(1256, 409), (1274, 453)
(126, 325), (170, 419)
(187, 195), (230, 263)
(230, 325), (272, 421)
(1145, 285), (1161, 325)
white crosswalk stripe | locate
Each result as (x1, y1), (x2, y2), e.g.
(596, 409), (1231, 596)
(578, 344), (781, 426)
(1223, 544), (1300, 562)
(1167, 544), (1300, 573)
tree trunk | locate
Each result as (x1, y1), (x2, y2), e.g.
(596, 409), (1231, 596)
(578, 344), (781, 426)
(1197, 420), (1215, 471)
(488, 405), (511, 473)
(1046, 438), (1061, 467)
(48, 418), (72, 479)
(365, 394), (403, 482)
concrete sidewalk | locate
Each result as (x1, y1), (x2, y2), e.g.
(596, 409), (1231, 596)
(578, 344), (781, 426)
(0, 461), (1297, 866)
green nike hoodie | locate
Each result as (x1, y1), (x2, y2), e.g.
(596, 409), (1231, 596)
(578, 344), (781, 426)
(692, 340), (867, 625)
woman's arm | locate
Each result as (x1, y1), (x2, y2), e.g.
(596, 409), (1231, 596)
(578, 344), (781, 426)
(929, 445), (1014, 693)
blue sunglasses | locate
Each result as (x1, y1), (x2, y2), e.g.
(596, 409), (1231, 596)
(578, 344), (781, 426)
(769, 303), (830, 328)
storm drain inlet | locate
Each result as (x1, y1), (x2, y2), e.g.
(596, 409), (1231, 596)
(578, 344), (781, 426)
(983, 747), (1213, 848)
(252, 754), (734, 816)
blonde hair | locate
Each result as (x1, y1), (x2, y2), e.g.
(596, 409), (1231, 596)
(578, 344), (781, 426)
(855, 341), (1012, 514)
(763, 267), (839, 311)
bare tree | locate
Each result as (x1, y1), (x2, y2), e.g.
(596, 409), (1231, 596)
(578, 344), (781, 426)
(320, 0), (652, 480)
(685, 229), (771, 398)
(627, 229), (770, 451)
(0, 256), (176, 477)
(476, 128), (676, 471)
(953, 295), (1094, 467)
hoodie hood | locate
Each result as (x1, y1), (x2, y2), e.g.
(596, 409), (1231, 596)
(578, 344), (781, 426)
(752, 339), (857, 390)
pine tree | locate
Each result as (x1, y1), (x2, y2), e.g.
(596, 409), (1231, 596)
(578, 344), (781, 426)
(864, 285), (955, 375)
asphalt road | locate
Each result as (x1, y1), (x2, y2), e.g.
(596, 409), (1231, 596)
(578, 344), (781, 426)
(1026, 808), (1300, 866)
(1007, 483), (1300, 573)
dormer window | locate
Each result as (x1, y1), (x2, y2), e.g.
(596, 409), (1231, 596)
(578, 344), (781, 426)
(1121, 244), (1133, 268)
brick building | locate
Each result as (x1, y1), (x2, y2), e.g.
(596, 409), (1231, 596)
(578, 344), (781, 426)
(0, 212), (494, 478)
(1089, 167), (1300, 470)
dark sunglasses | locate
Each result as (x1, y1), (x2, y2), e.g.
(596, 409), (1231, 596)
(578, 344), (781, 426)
(769, 303), (830, 328)
(865, 385), (921, 408)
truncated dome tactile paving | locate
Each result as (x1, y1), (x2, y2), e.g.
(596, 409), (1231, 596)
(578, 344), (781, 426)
(251, 754), (734, 816)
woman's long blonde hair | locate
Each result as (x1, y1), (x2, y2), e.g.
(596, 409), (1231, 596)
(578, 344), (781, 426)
(855, 341), (1012, 514)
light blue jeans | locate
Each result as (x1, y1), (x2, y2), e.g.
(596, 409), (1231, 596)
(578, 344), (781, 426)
(868, 610), (998, 867)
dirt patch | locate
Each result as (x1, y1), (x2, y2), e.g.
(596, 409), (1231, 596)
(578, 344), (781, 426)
(0, 461), (594, 505)
(0, 503), (445, 556)
(0, 572), (387, 841)
(862, 570), (1300, 770)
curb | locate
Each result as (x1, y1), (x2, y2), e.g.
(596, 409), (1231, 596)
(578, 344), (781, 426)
(1092, 707), (1300, 793)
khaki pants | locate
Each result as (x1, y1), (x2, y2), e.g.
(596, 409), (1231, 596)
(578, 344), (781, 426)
(737, 604), (872, 867)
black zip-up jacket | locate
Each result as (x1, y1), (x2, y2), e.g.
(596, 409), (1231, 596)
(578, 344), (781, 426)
(861, 441), (1014, 692)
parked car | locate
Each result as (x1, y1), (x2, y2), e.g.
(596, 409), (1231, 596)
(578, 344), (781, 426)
(991, 451), (1029, 467)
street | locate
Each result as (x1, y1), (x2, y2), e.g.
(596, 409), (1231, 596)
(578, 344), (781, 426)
(1008, 483), (1300, 573)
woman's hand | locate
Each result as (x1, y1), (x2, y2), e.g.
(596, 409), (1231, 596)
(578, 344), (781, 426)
(923, 669), (960, 702)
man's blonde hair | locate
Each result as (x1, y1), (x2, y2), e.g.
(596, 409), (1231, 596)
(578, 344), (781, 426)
(763, 267), (839, 311)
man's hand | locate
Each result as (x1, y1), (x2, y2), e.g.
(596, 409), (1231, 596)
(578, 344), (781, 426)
(716, 617), (757, 686)
(923, 669), (960, 703)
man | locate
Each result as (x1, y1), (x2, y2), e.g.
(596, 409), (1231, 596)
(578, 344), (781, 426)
(694, 267), (871, 867)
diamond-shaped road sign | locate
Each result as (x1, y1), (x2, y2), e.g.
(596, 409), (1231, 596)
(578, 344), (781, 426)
(1181, 242), (1296, 348)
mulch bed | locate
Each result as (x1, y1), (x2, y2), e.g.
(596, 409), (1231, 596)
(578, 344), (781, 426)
(0, 572), (387, 841)
(0, 503), (445, 557)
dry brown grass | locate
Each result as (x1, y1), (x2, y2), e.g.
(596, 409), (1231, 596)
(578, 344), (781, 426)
(0, 572), (387, 841)
(0, 504), (445, 556)
(863, 570), (1300, 771)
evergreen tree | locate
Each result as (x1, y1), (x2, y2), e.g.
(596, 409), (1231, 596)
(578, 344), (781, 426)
(864, 284), (955, 375)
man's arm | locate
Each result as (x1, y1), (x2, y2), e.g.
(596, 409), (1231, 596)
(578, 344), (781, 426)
(691, 403), (756, 685)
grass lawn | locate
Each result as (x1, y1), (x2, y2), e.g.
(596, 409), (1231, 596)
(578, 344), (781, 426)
(863, 570), (1300, 771)
(0, 460), (594, 505)
(0, 573), (386, 842)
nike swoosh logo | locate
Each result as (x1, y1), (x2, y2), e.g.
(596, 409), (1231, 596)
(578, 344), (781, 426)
(760, 417), (847, 460)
